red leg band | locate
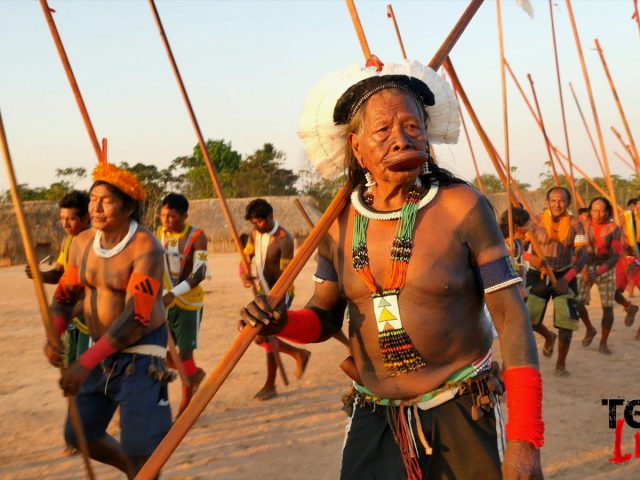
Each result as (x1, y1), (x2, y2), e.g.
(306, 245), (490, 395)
(563, 268), (577, 282)
(182, 358), (197, 376)
(278, 309), (321, 344)
(504, 366), (544, 448)
(78, 336), (117, 370)
(259, 341), (273, 353)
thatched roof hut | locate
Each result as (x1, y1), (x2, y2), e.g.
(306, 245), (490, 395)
(485, 191), (547, 220)
(0, 196), (323, 266)
(0, 201), (62, 266)
(187, 195), (322, 252)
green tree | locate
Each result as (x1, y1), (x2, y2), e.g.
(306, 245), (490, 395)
(298, 169), (343, 211)
(230, 143), (298, 197)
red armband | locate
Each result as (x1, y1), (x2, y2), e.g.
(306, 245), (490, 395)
(504, 367), (544, 449)
(126, 272), (160, 326)
(522, 251), (533, 262)
(78, 336), (117, 370)
(563, 268), (577, 282)
(51, 314), (67, 337)
(278, 309), (322, 344)
(596, 264), (608, 276)
(54, 265), (81, 305)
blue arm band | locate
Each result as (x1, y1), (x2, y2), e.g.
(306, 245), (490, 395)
(313, 255), (338, 283)
(478, 256), (522, 294)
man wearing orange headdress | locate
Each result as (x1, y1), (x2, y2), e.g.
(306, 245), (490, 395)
(45, 161), (172, 478)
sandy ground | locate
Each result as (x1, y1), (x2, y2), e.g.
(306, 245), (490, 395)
(1, 252), (640, 480)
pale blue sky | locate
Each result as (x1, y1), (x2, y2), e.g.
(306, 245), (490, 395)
(1, 0), (638, 193)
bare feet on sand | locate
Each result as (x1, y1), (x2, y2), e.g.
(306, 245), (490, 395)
(543, 332), (557, 358)
(598, 344), (612, 355)
(295, 349), (311, 379)
(255, 385), (277, 401)
(625, 304), (638, 327)
(554, 367), (570, 377)
(582, 328), (597, 347)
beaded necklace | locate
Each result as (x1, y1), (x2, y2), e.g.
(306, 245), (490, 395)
(351, 181), (438, 375)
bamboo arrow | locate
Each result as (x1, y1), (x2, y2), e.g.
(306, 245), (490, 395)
(0, 111), (95, 479)
(135, 2), (485, 477)
(568, 81), (605, 175)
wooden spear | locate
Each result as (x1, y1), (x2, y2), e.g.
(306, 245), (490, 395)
(457, 96), (485, 194)
(565, 0), (620, 224)
(548, 0), (578, 202)
(568, 81), (605, 175)
(595, 38), (640, 174)
(495, 0), (514, 255)
(135, 2), (486, 477)
(0, 111), (95, 479)
(386, 4), (407, 59)
(38, 0), (101, 161)
(633, 0), (640, 39)
(146, 0), (289, 386)
(615, 151), (637, 173)
(611, 126), (636, 165)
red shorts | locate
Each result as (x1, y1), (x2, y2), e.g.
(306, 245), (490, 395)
(615, 257), (640, 290)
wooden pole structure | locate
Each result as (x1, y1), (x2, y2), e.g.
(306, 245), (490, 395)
(0, 111), (95, 480)
(526, 73), (585, 208)
(135, 2), (486, 477)
(293, 199), (315, 229)
(615, 151), (637, 173)
(495, 0), (514, 254)
(568, 82), (605, 175)
(38, 0), (101, 161)
(594, 38), (640, 174)
(565, 0), (620, 225)
(526, 74), (560, 186)
(457, 96), (485, 194)
(386, 4), (407, 59)
(548, 0), (578, 202)
(345, 0), (372, 61)
(146, 0), (288, 386)
(611, 125), (636, 164)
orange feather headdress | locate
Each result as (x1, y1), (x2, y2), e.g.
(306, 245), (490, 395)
(91, 139), (145, 202)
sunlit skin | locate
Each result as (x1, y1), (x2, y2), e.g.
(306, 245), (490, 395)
(25, 207), (90, 282)
(590, 199), (609, 226)
(242, 89), (542, 478)
(160, 205), (187, 234)
(89, 184), (134, 244)
(548, 189), (569, 221)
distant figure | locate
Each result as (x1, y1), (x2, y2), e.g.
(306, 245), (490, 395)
(240, 198), (310, 400)
(618, 197), (640, 336)
(157, 193), (208, 416)
(575, 197), (621, 354)
(525, 187), (588, 376)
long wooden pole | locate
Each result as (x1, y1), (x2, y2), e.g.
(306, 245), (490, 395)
(594, 38), (640, 174)
(345, 0), (372, 60)
(495, 0), (514, 255)
(548, 0), (578, 202)
(565, 0), (620, 225)
(527, 74), (560, 186)
(568, 82), (605, 175)
(611, 125), (636, 164)
(0, 112), (95, 479)
(457, 97), (485, 194)
(135, 2), (486, 477)
(386, 4), (407, 59)
(615, 151), (637, 173)
(146, 0), (288, 386)
(38, 0), (101, 161)
(633, 0), (640, 39)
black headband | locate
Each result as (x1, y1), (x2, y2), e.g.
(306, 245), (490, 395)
(333, 75), (435, 125)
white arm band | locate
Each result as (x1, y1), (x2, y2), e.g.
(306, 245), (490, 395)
(193, 250), (208, 276)
(170, 280), (192, 297)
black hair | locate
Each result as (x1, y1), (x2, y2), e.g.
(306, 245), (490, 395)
(628, 197), (638, 208)
(58, 190), (89, 217)
(588, 196), (613, 217)
(245, 198), (273, 221)
(577, 208), (588, 215)
(499, 207), (530, 238)
(161, 193), (189, 215)
(239, 233), (249, 248)
(546, 186), (572, 205)
(90, 181), (140, 222)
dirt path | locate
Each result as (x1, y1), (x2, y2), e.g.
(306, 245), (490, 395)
(1, 253), (639, 479)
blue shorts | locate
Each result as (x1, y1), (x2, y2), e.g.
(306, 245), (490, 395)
(64, 327), (172, 457)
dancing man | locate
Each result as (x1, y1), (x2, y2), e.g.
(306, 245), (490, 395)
(242, 60), (543, 478)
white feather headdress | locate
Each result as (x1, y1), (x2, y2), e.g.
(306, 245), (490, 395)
(297, 59), (460, 180)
